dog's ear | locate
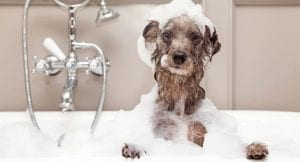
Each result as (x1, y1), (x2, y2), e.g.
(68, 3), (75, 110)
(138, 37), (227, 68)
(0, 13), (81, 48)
(143, 21), (160, 48)
(203, 25), (221, 61)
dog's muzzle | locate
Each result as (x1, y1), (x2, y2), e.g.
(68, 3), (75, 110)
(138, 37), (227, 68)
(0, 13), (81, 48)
(172, 51), (187, 65)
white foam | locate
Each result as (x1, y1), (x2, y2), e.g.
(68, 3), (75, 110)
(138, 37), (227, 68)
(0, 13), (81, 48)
(0, 88), (300, 160)
(0, 86), (239, 158)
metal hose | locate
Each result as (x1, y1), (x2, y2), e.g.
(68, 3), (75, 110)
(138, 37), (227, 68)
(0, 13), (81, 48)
(73, 42), (107, 134)
(22, 0), (40, 130)
(90, 44), (107, 134)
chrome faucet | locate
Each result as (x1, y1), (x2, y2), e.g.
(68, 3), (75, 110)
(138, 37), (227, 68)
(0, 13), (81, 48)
(23, 0), (117, 133)
(33, 0), (109, 112)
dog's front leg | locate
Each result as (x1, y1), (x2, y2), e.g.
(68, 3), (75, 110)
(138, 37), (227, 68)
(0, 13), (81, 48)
(246, 142), (269, 160)
(157, 91), (175, 112)
(187, 122), (207, 147)
(167, 101), (175, 111)
(184, 86), (205, 115)
(152, 107), (178, 140)
(184, 96), (200, 115)
(184, 98), (197, 115)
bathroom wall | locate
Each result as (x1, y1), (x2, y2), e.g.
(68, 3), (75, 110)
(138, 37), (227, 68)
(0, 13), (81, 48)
(204, 0), (300, 111)
(0, 0), (299, 112)
(0, 1), (161, 111)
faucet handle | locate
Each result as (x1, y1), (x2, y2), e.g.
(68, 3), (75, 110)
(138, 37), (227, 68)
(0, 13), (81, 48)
(88, 57), (110, 76)
(32, 55), (60, 75)
(32, 56), (47, 73)
(89, 57), (102, 75)
(43, 37), (66, 61)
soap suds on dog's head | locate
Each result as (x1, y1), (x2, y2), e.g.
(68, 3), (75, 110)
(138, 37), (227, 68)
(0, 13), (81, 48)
(137, 0), (215, 68)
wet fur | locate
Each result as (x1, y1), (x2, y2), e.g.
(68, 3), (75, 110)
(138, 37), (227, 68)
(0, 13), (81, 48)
(122, 14), (268, 160)
(150, 15), (219, 116)
(146, 15), (220, 141)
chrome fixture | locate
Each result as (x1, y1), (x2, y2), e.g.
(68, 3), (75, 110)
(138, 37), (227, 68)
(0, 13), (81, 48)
(22, 0), (113, 133)
(96, 0), (120, 24)
(23, 0), (39, 130)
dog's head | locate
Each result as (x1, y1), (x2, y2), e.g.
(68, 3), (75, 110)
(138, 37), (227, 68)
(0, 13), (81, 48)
(143, 15), (221, 76)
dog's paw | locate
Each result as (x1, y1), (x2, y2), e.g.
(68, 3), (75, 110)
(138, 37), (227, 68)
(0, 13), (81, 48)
(246, 142), (269, 160)
(187, 122), (207, 147)
(122, 144), (145, 159)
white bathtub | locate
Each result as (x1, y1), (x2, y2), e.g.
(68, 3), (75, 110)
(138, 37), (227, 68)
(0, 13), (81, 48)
(0, 111), (299, 162)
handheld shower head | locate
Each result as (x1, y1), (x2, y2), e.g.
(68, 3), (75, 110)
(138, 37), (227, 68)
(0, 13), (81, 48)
(95, 0), (120, 24)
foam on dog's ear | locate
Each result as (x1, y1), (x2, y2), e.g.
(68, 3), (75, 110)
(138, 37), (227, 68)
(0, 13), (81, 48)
(203, 25), (221, 61)
(143, 21), (159, 45)
(137, 21), (160, 69)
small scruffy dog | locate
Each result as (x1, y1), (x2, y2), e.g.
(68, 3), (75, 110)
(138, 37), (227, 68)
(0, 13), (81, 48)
(122, 14), (268, 160)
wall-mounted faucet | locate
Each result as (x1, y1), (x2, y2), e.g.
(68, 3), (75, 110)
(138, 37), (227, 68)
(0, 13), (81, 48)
(23, 0), (117, 133)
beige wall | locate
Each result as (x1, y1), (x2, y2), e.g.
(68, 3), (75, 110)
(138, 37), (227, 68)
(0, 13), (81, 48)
(0, 0), (299, 112)
(0, 3), (158, 111)
(205, 0), (300, 111)
(233, 5), (300, 111)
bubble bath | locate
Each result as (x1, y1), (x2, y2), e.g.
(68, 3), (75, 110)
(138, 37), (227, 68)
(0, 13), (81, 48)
(0, 85), (299, 161)
(0, 0), (299, 161)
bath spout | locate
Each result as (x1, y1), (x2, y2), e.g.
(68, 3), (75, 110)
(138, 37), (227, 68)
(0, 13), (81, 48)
(59, 75), (77, 111)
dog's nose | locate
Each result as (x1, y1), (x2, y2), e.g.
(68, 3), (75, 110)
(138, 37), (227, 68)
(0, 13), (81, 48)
(172, 52), (187, 65)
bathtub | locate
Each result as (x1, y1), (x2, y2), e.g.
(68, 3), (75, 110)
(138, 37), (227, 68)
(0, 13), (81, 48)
(0, 110), (299, 162)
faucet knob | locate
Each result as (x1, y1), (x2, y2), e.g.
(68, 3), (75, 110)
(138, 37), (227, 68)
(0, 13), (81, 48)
(87, 57), (109, 76)
(89, 57), (102, 75)
(32, 55), (61, 75)
(32, 56), (47, 73)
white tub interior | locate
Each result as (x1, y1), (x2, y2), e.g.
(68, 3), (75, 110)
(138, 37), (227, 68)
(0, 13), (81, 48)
(0, 109), (299, 162)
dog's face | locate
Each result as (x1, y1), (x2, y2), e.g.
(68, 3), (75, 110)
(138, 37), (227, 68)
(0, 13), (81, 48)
(143, 15), (221, 76)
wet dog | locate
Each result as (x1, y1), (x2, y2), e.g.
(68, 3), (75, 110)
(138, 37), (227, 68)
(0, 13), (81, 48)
(122, 14), (268, 160)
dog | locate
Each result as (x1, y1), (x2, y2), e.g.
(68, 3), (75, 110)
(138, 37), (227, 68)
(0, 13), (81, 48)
(122, 14), (268, 160)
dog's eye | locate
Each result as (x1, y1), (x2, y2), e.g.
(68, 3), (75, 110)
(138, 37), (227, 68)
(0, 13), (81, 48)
(163, 31), (173, 40)
(190, 32), (201, 43)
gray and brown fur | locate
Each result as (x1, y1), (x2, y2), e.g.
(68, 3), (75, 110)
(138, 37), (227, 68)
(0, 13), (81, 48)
(246, 143), (269, 160)
(145, 15), (219, 141)
(122, 14), (268, 160)
(151, 20), (215, 115)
